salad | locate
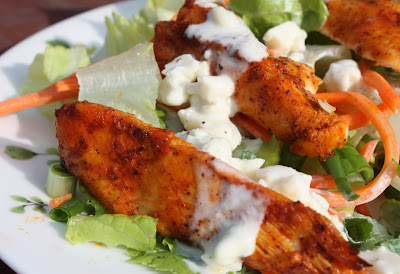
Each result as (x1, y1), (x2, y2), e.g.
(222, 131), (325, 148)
(1, 0), (400, 273)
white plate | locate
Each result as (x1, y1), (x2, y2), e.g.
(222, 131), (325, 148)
(0, 1), (156, 273)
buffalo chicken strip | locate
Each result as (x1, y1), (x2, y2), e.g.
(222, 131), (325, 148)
(321, 0), (400, 72)
(56, 101), (368, 273)
(153, 0), (348, 158)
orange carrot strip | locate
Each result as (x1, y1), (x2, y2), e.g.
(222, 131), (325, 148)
(355, 204), (372, 218)
(231, 112), (271, 141)
(341, 103), (393, 130)
(49, 193), (72, 208)
(359, 62), (400, 113)
(314, 93), (394, 130)
(311, 92), (399, 207)
(360, 140), (379, 162)
(311, 174), (337, 189)
(0, 74), (79, 117)
(328, 207), (344, 221)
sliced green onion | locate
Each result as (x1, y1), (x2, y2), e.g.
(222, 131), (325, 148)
(45, 163), (77, 198)
(343, 217), (373, 246)
(79, 184), (108, 216)
(343, 214), (392, 250)
(49, 197), (85, 222)
(325, 153), (360, 201)
(280, 143), (306, 171)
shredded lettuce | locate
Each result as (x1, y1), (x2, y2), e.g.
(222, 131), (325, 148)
(20, 45), (90, 119)
(233, 136), (280, 167)
(380, 199), (400, 235)
(77, 42), (163, 128)
(140, 0), (185, 25)
(65, 214), (158, 251)
(94, 0), (184, 61)
(228, 0), (329, 40)
(78, 184), (108, 216)
(94, 12), (154, 61)
(127, 249), (195, 274)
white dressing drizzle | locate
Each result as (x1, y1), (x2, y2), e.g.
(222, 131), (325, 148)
(186, 4), (269, 65)
(190, 158), (267, 273)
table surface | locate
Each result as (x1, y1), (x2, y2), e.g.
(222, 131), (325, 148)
(0, 0), (123, 272)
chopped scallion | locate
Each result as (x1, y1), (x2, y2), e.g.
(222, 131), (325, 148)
(45, 163), (77, 198)
(49, 197), (85, 222)
(325, 153), (360, 201)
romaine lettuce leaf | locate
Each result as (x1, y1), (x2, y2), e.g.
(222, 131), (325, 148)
(126, 233), (195, 274)
(20, 45), (90, 119)
(228, 0), (328, 40)
(233, 136), (280, 167)
(127, 249), (196, 274)
(380, 199), (400, 235)
(65, 214), (157, 251)
(94, 12), (154, 61)
(77, 42), (163, 128)
(140, 0), (185, 25)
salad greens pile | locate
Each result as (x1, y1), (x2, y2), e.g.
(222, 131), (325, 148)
(19, 0), (400, 272)
(228, 0), (328, 40)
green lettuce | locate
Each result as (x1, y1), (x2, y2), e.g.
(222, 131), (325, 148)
(228, 0), (329, 40)
(127, 233), (195, 274)
(94, 0), (184, 61)
(78, 184), (108, 216)
(140, 0), (185, 25)
(127, 249), (195, 274)
(65, 214), (157, 251)
(77, 42), (163, 128)
(20, 45), (90, 119)
(94, 12), (154, 61)
(233, 136), (280, 167)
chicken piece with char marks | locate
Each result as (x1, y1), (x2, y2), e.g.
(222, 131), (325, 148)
(56, 101), (368, 273)
(321, 0), (400, 72)
(153, 0), (348, 158)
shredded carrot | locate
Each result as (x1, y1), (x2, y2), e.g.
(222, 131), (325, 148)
(360, 140), (379, 162)
(311, 92), (399, 207)
(49, 193), (72, 208)
(355, 204), (372, 218)
(0, 74), (79, 117)
(358, 59), (400, 113)
(231, 112), (271, 141)
(314, 93), (394, 130)
(341, 103), (393, 130)
(311, 174), (337, 189)
(328, 207), (344, 221)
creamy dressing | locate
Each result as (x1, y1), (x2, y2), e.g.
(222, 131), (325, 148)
(324, 59), (382, 104)
(190, 158), (267, 273)
(186, 5), (269, 64)
(263, 21), (307, 57)
(256, 165), (344, 234)
(359, 245), (400, 274)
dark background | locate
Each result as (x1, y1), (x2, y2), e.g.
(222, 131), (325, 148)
(0, 0), (123, 272)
